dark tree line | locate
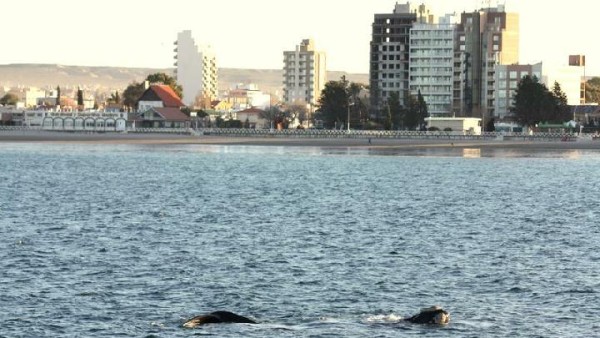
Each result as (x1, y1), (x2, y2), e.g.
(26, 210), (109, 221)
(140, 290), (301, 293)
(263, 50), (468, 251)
(512, 75), (570, 127)
(385, 90), (428, 130)
(316, 76), (427, 130)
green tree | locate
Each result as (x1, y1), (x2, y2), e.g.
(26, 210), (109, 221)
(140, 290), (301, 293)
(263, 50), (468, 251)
(56, 86), (61, 106)
(107, 91), (121, 104)
(77, 88), (84, 107)
(261, 106), (288, 129)
(512, 75), (563, 127)
(348, 82), (368, 129)
(386, 92), (403, 130)
(146, 72), (183, 98)
(550, 81), (571, 122)
(402, 94), (420, 130)
(285, 103), (309, 127)
(585, 77), (600, 103)
(402, 90), (428, 130)
(485, 117), (496, 132)
(316, 76), (350, 129)
(0, 93), (18, 106)
(122, 81), (145, 110)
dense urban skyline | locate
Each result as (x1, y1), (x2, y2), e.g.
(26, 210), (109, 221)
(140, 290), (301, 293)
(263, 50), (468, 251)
(1, 0), (597, 75)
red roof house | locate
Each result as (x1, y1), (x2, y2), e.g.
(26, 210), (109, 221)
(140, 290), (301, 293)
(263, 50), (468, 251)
(137, 84), (185, 111)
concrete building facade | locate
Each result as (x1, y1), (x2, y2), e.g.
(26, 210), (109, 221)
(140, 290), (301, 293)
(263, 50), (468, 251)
(542, 64), (585, 106)
(370, 2), (418, 118)
(409, 13), (457, 116)
(282, 39), (326, 109)
(454, 5), (519, 119)
(174, 30), (218, 107)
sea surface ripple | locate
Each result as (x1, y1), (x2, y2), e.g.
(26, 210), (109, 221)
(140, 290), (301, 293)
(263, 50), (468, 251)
(1, 143), (599, 337)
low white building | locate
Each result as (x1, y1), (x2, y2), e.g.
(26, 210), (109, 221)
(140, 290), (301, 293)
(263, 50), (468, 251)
(23, 110), (128, 131)
(236, 107), (268, 129)
(425, 117), (482, 134)
(24, 87), (46, 108)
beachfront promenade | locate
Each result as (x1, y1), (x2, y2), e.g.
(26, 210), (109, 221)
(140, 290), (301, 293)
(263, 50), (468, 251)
(1, 126), (598, 149)
(0, 125), (587, 141)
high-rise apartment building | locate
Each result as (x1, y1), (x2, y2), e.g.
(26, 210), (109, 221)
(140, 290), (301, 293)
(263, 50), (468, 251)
(409, 13), (457, 116)
(282, 39), (326, 108)
(174, 30), (218, 107)
(371, 3), (519, 121)
(370, 3), (417, 118)
(455, 6), (519, 118)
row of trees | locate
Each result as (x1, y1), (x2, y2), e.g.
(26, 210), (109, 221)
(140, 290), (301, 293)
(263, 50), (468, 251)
(316, 76), (428, 130)
(512, 75), (570, 127)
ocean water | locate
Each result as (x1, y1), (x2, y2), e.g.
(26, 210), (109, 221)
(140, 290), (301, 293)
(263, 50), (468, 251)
(1, 143), (599, 337)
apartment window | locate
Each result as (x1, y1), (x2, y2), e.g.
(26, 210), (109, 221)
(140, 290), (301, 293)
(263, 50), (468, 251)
(521, 71), (529, 78)
(493, 44), (499, 51)
(509, 71), (518, 79)
(510, 81), (517, 89)
(499, 71), (506, 79)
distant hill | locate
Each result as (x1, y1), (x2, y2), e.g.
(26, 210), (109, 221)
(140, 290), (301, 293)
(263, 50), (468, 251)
(0, 64), (368, 96)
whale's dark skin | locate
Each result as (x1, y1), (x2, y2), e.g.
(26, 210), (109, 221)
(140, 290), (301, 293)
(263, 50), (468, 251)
(183, 306), (449, 328)
(404, 306), (450, 325)
(183, 311), (257, 328)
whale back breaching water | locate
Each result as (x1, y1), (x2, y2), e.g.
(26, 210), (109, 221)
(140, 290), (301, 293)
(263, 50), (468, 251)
(183, 311), (257, 328)
(183, 306), (449, 328)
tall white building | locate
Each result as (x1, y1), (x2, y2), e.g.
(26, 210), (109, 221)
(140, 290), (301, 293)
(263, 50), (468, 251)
(409, 13), (457, 116)
(542, 64), (585, 105)
(282, 39), (326, 108)
(174, 30), (218, 107)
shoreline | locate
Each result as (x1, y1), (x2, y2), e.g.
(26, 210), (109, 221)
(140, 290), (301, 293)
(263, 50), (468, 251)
(1, 130), (600, 150)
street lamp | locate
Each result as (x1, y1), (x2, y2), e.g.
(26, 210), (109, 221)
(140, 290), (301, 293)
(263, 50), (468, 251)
(347, 102), (354, 131)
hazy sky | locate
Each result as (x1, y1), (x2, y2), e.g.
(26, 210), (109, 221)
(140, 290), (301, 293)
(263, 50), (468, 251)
(1, 0), (597, 74)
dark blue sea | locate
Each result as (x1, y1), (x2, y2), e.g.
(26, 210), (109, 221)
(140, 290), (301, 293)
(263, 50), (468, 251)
(1, 143), (599, 337)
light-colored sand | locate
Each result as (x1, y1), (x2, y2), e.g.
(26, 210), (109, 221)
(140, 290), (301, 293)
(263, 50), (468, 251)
(1, 130), (600, 150)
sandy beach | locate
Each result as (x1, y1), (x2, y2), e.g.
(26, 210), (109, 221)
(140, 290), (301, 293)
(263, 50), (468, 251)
(1, 129), (600, 150)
